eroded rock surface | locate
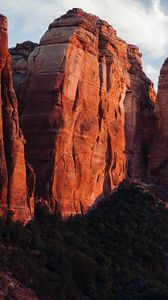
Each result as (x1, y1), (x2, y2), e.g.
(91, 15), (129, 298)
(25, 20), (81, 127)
(125, 45), (156, 179)
(148, 58), (168, 188)
(0, 15), (34, 222)
(20, 9), (155, 216)
(9, 41), (38, 113)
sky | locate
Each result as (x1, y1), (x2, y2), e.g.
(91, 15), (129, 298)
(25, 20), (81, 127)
(1, 0), (168, 90)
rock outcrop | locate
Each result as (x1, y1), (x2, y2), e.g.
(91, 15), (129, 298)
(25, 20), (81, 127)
(148, 58), (168, 188)
(18, 9), (155, 216)
(125, 45), (156, 179)
(9, 41), (38, 113)
(0, 14), (34, 222)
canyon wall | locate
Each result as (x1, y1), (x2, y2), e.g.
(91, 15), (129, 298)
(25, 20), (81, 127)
(9, 41), (38, 114)
(17, 9), (155, 216)
(148, 58), (168, 188)
(0, 14), (34, 222)
(125, 45), (155, 179)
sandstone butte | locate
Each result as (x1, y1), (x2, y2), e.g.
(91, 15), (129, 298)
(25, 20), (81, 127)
(11, 8), (155, 217)
(0, 14), (35, 222)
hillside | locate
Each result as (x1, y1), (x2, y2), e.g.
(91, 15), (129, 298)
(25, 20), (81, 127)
(0, 183), (168, 299)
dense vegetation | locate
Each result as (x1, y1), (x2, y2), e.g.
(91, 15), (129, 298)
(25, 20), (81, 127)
(1, 182), (168, 299)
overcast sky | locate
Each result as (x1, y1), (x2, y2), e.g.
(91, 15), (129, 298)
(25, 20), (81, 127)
(1, 0), (168, 89)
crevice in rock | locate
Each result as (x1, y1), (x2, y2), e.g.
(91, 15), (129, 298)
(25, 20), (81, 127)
(118, 104), (121, 115)
(115, 109), (117, 119)
(112, 157), (116, 170)
(106, 56), (112, 92)
(96, 174), (100, 182)
(98, 55), (104, 97)
(72, 81), (79, 112)
(72, 144), (76, 174)
(103, 131), (112, 193)
(98, 100), (103, 131)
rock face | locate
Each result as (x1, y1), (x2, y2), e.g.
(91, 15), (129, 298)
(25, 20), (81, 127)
(0, 14), (34, 222)
(19, 9), (155, 216)
(125, 45), (156, 179)
(9, 41), (38, 113)
(148, 58), (168, 187)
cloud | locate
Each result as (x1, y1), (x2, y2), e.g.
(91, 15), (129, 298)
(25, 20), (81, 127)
(144, 65), (158, 77)
(143, 64), (160, 88)
(1, 0), (168, 88)
(1, 0), (168, 57)
(100, 0), (168, 59)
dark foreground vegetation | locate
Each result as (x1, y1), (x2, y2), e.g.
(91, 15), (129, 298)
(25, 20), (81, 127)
(1, 182), (168, 299)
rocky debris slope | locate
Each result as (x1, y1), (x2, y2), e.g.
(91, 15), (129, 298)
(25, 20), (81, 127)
(0, 15), (34, 222)
(9, 41), (38, 113)
(148, 58), (168, 190)
(18, 8), (155, 216)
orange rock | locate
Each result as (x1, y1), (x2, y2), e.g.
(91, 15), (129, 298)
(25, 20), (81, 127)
(0, 14), (34, 222)
(19, 9), (155, 216)
(9, 41), (38, 114)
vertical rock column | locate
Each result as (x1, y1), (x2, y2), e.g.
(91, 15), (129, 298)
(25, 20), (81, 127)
(0, 15), (8, 210)
(19, 9), (156, 217)
(125, 45), (156, 179)
(148, 58), (168, 186)
(20, 9), (130, 216)
(0, 14), (34, 222)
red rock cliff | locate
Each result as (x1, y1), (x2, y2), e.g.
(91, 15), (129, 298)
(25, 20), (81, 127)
(0, 14), (34, 222)
(125, 45), (156, 179)
(148, 58), (168, 187)
(9, 41), (38, 114)
(19, 9), (155, 216)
